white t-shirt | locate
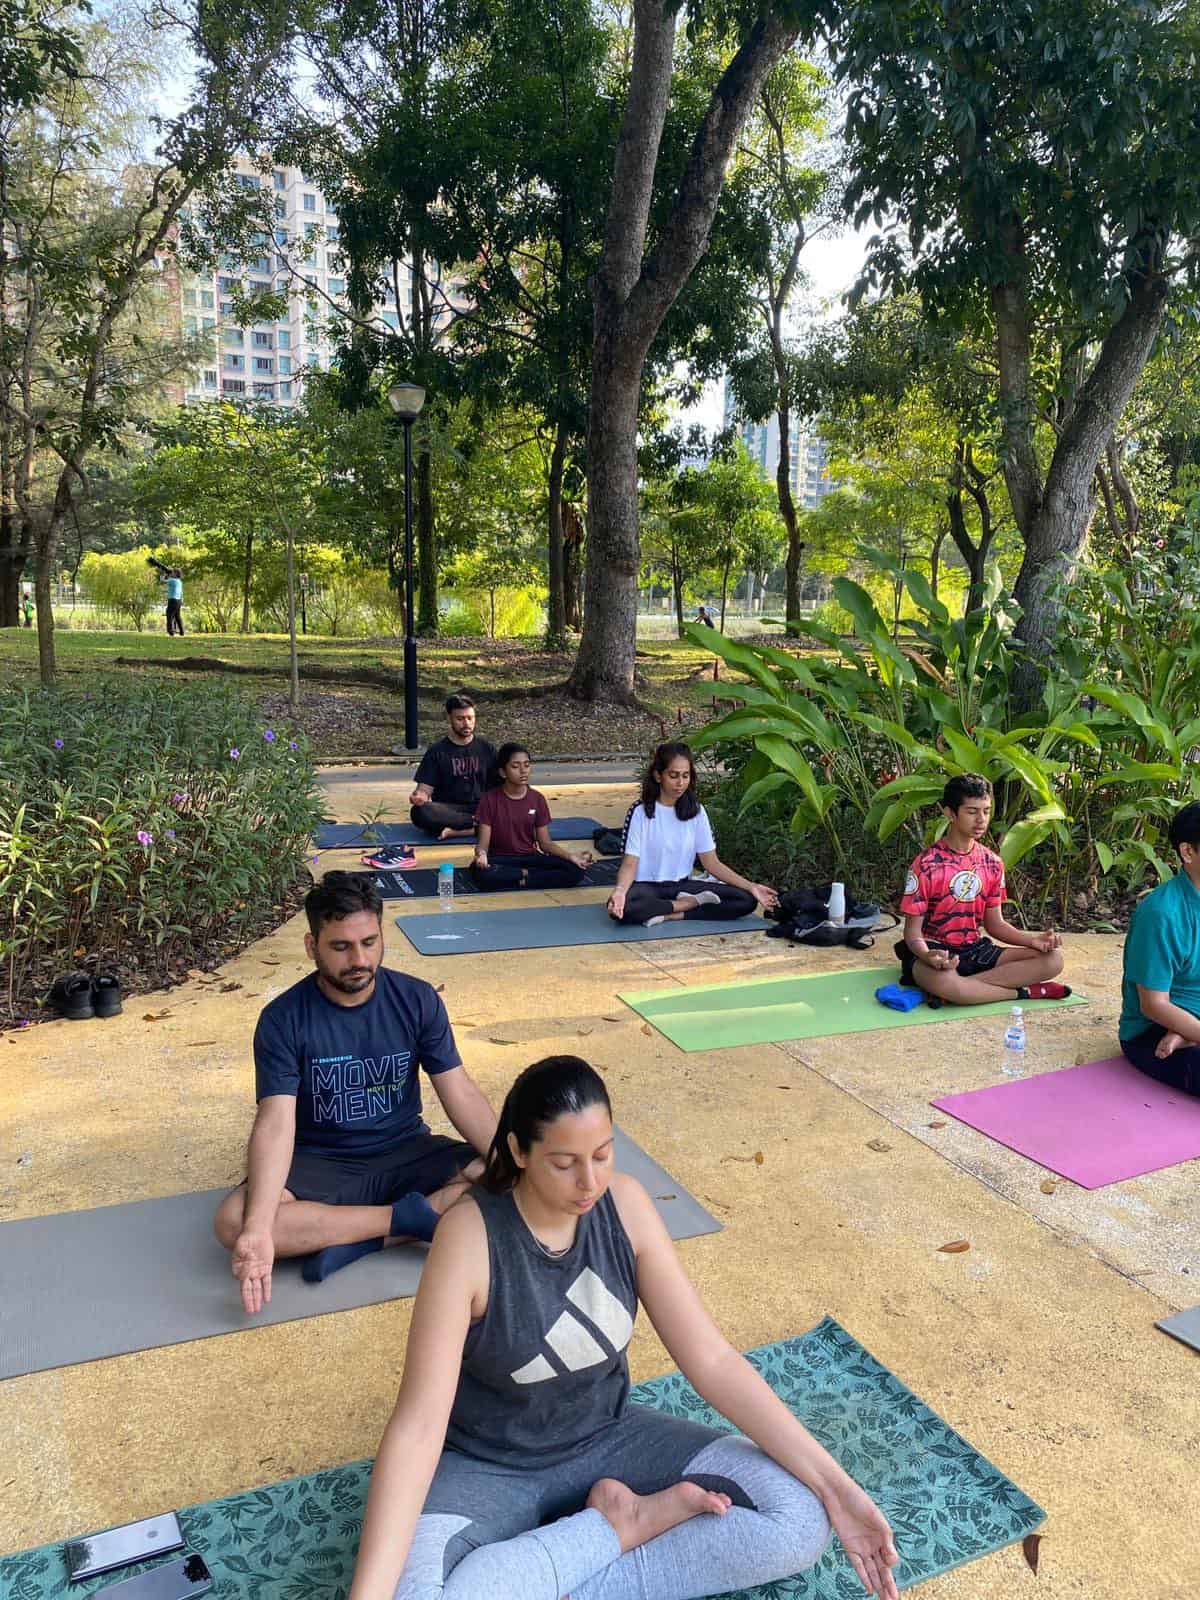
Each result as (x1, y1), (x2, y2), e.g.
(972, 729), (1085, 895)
(623, 801), (715, 883)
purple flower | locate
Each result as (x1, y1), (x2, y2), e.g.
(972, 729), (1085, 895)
(166, 828), (176, 840)
(53, 738), (64, 750)
(230, 747), (240, 761)
(264, 729), (276, 743)
(137, 829), (154, 847)
(289, 740), (298, 751)
(310, 854), (321, 865)
(172, 791), (189, 806)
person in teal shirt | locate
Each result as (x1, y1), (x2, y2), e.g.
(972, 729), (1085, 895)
(165, 569), (184, 635)
(1119, 801), (1200, 1095)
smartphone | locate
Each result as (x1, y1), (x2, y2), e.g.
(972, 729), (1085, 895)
(94, 1553), (213, 1600)
(64, 1512), (184, 1581)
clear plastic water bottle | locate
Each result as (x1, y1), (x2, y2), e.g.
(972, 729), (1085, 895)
(438, 862), (455, 912)
(1002, 1006), (1026, 1076)
(827, 882), (846, 925)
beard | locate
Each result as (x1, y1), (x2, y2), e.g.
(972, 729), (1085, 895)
(315, 956), (377, 995)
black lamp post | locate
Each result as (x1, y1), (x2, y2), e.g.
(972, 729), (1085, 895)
(387, 380), (426, 750)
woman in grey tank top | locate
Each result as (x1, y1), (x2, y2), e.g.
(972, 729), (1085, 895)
(348, 1056), (899, 1600)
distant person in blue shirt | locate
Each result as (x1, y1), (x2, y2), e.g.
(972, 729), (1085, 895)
(1119, 801), (1200, 1096)
(165, 568), (184, 635)
(214, 871), (498, 1312)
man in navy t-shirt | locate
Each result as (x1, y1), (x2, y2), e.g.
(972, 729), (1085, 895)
(214, 872), (497, 1313)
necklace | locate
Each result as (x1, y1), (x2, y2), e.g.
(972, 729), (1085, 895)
(513, 1190), (575, 1258)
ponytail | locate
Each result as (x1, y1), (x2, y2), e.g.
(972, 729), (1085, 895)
(482, 1056), (612, 1193)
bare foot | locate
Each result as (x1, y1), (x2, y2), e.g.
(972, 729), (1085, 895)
(586, 1477), (730, 1554)
(437, 826), (472, 840)
(1155, 1030), (1184, 1060)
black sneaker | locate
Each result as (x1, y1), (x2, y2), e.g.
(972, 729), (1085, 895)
(91, 974), (123, 1018)
(47, 972), (95, 1020)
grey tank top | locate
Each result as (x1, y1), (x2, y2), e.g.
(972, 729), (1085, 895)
(444, 1186), (639, 1466)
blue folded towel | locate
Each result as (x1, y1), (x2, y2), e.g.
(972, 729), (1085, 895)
(875, 982), (925, 1012)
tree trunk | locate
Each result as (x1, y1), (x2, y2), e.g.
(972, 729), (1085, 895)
(570, 350), (643, 701)
(284, 521), (299, 715)
(241, 528), (254, 633)
(1012, 261), (1170, 706)
(416, 446), (438, 635)
(35, 505), (67, 686)
(545, 418), (568, 648)
(775, 374), (803, 634)
(564, 503), (584, 628)
(673, 552), (684, 638)
(929, 529), (945, 601)
(719, 550), (732, 630)
(568, 2), (799, 701)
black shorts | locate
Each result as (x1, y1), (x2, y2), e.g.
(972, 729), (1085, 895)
(895, 936), (1003, 986)
(281, 1131), (475, 1206)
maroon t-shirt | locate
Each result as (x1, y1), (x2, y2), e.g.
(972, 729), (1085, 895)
(476, 786), (552, 856)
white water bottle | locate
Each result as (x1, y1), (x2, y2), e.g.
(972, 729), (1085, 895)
(827, 882), (846, 925)
(438, 862), (455, 912)
(1002, 1006), (1026, 1076)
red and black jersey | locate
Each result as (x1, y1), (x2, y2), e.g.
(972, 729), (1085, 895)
(899, 839), (1005, 948)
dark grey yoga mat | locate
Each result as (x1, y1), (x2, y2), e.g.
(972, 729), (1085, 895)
(397, 903), (770, 955)
(370, 857), (621, 900)
(315, 817), (601, 849)
(0, 1129), (718, 1380)
(1156, 1306), (1200, 1353)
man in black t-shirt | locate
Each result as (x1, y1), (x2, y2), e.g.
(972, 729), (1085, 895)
(213, 872), (498, 1312)
(409, 690), (497, 838)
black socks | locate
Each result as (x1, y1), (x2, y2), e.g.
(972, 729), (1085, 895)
(300, 1192), (440, 1284)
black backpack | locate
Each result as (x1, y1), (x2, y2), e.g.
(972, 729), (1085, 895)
(765, 883), (897, 949)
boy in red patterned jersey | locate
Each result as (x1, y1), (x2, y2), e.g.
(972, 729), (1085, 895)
(896, 773), (1071, 1004)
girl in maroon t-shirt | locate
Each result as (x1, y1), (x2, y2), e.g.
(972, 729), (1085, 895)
(470, 744), (592, 891)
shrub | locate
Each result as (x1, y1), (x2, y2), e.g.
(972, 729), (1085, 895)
(79, 548), (162, 630)
(691, 548), (1200, 923)
(0, 677), (324, 1022)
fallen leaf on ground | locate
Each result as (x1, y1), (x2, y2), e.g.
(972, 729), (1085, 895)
(866, 1138), (892, 1153)
(641, 1023), (653, 1035)
(937, 1239), (971, 1253)
(260, 958), (280, 966)
(1022, 1533), (1041, 1574)
(777, 1084), (791, 1089)
(435, 983), (445, 993)
(927, 1119), (947, 1129)
(489, 1037), (517, 1045)
(187, 1040), (219, 1047)
(187, 968), (205, 980)
(1040, 1179), (1057, 1194)
(219, 982), (242, 993)
(721, 1151), (765, 1165)
(142, 1010), (171, 1021)
(656, 1193), (677, 1201)
(602, 1014), (621, 1022)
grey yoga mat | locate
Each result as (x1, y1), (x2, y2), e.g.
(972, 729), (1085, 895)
(370, 858), (621, 900)
(0, 1129), (719, 1380)
(397, 903), (770, 955)
(315, 817), (601, 849)
(1156, 1306), (1200, 1353)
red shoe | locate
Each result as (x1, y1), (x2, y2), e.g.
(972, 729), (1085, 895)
(1020, 981), (1072, 1000)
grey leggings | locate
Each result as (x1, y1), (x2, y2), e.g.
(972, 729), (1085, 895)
(393, 1407), (831, 1600)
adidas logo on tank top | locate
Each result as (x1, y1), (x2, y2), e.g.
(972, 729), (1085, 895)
(510, 1266), (634, 1384)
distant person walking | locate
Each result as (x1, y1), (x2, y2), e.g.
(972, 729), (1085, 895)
(22, 591), (34, 628)
(165, 569), (185, 635)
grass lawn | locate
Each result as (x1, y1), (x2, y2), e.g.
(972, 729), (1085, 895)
(0, 626), (754, 760)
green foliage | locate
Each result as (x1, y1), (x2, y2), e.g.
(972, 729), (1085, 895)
(0, 678), (323, 1023)
(78, 549), (163, 631)
(442, 587), (543, 638)
(690, 547), (1200, 917)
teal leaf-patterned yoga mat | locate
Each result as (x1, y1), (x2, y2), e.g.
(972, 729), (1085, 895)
(0, 1317), (1043, 1599)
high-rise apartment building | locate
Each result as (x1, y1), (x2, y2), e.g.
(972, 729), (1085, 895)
(722, 384), (837, 511)
(176, 156), (465, 408)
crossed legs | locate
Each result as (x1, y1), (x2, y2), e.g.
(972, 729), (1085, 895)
(910, 944), (1065, 1005)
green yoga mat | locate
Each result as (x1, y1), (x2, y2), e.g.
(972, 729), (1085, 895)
(0, 1317), (1042, 1599)
(622, 964), (1086, 1052)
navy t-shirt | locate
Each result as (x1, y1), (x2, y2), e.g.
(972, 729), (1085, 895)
(253, 969), (462, 1158)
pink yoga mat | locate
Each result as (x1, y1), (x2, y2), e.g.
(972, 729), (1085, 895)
(931, 1056), (1200, 1189)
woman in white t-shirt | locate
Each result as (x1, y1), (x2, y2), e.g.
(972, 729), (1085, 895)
(607, 742), (779, 925)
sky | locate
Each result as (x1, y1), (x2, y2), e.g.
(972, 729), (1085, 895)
(679, 226), (869, 435)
